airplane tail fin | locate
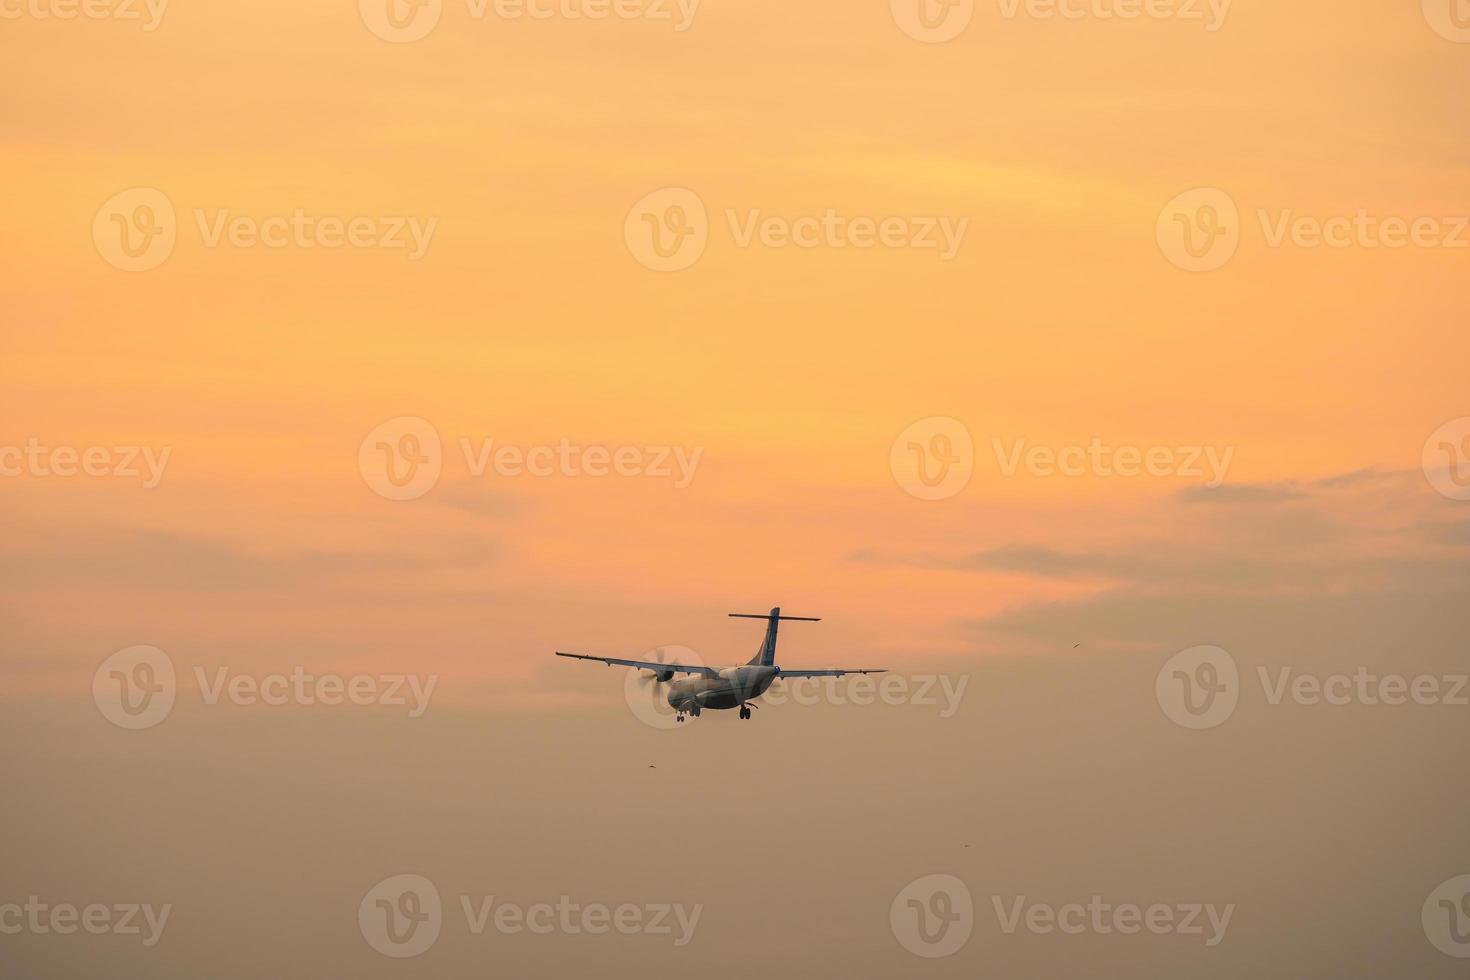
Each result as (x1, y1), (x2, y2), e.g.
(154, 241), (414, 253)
(729, 607), (821, 666)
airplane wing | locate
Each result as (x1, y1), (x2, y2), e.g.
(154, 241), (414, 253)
(777, 668), (887, 677)
(554, 652), (720, 677)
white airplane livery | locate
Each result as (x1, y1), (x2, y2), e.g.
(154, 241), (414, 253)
(555, 607), (885, 722)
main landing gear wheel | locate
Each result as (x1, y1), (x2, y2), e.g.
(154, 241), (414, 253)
(738, 706), (751, 720)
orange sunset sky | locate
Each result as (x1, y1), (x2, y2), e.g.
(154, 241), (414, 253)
(2, 4), (1469, 975)
(6, 0), (1467, 706)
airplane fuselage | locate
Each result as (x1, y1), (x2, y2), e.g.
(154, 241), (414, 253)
(667, 665), (778, 714)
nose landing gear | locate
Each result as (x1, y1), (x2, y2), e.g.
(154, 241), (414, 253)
(738, 705), (752, 720)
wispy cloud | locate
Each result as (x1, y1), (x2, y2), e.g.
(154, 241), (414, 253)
(1175, 467), (1407, 504)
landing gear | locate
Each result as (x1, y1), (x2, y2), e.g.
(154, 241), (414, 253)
(738, 705), (751, 720)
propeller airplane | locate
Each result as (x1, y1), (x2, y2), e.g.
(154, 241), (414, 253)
(555, 607), (885, 722)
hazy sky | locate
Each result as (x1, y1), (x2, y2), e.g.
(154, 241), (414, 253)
(3, 0), (1469, 976)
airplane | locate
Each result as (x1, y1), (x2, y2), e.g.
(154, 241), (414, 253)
(555, 607), (886, 722)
